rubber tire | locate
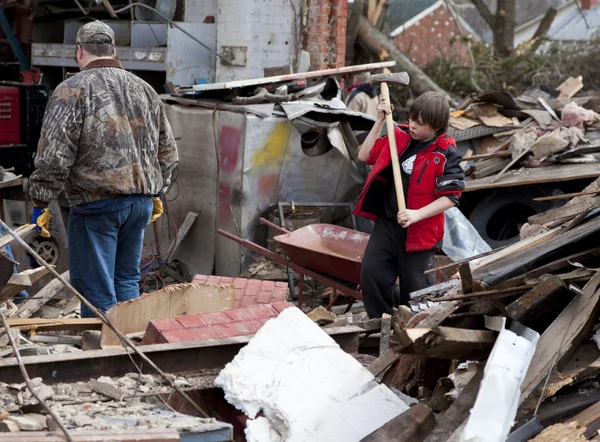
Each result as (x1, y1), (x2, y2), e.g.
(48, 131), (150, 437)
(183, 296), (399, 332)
(469, 188), (556, 249)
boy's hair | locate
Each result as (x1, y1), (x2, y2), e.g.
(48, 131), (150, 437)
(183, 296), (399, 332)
(409, 92), (450, 134)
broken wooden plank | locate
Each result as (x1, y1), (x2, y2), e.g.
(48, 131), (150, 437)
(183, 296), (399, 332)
(0, 267), (50, 300)
(394, 326), (496, 360)
(528, 422), (586, 442)
(458, 263), (473, 294)
(533, 189), (600, 202)
(466, 151), (512, 161)
(498, 246), (600, 289)
(12, 271), (69, 319)
(473, 217), (600, 286)
(557, 75), (584, 100)
(0, 224), (35, 249)
(360, 402), (436, 442)
(569, 396), (600, 429)
(424, 246), (505, 276)
(464, 163), (600, 192)
(432, 285), (530, 302)
(379, 313), (391, 355)
(472, 158), (511, 179)
(423, 365), (484, 442)
(7, 318), (102, 332)
(529, 196), (600, 225)
(519, 272), (600, 407)
(506, 276), (572, 333)
(101, 282), (234, 347)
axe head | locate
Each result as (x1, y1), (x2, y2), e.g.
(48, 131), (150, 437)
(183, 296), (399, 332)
(370, 72), (410, 86)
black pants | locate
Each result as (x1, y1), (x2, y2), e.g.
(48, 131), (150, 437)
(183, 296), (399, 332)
(361, 217), (435, 318)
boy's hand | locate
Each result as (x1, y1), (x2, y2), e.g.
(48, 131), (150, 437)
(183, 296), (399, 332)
(376, 99), (394, 121)
(397, 209), (422, 228)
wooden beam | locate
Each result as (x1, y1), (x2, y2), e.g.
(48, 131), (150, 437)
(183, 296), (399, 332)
(0, 267), (50, 300)
(0, 327), (363, 385)
(423, 365), (483, 442)
(557, 75), (584, 100)
(7, 318), (102, 332)
(12, 271), (69, 319)
(361, 403), (436, 442)
(0, 224), (35, 249)
(506, 276), (571, 332)
(432, 284), (530, 302)
(394, 327), (496, 360)
(458, 263), (473, 294)
(529, 196), (600, 225)
(464, 163), (600, 192)
(0, 429), (180, 441)
(533, 189), (600, 202)
(519, 272), (600, 407)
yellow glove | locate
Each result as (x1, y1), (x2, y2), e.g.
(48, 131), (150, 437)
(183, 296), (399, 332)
(150, 196), (163, 223)
(31, 206), (51, 238)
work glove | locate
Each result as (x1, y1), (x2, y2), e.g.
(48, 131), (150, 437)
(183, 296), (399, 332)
(31, 205), (51, 238)
(150, 195), (163, 223)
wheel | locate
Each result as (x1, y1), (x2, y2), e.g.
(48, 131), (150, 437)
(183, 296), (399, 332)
(469, 188), (559, 249)
(29, 239), (60, 266)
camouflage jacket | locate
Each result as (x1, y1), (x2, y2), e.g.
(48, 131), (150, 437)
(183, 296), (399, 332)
(29, 59), (178, 207)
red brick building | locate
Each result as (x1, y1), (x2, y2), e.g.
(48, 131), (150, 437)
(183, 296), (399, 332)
(390, 0), (476, 67)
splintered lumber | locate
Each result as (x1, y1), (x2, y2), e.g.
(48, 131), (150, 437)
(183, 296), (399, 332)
(528, 422), (586, 442)
(534, 189), (600, 202)
(529, 196), (600, 226)
(423, 365), (484, 442)
(464, 163), (600, 192)
(519, 272), (600, 407)
(472, 158), (511, 179)
(7, 318), (102, 332)
(12, 271), (69, 319)
(498, 247), (600, 289)
(370, 303), (459, 378)
(473, 216), (600, 285)
(557, 76), (584, 99)
(506, 276), (572, 332)
(0, 224), (35, 249)
(394, 326), (496, 360)
(100, 282), (235, 347)
(0, 267), (50, 300)
(360, 403), (436, 442)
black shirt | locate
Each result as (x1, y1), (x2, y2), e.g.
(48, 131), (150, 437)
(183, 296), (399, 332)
(383, 139), (430, 220)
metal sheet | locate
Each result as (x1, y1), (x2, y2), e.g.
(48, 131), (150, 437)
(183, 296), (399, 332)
(159, 105), (218, 276)
(131, 22), (168, 47)
(166, 22), (216, 86)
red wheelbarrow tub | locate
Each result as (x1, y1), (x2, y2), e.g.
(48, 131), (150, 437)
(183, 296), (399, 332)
(273, 224), (369, 285)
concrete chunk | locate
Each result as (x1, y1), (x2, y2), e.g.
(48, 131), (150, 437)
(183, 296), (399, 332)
(7, 413), (47, 431)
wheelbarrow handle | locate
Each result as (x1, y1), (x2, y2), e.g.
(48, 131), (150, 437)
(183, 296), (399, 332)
(259, 217), (290, 234)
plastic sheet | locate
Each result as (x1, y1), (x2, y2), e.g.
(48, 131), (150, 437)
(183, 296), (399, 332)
(443, 207), (491, 261)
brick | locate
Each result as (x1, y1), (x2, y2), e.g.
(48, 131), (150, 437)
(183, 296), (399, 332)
(243, 285), (261, 297)
(257, 290), (273, 304)
(272, 302), (295, 313)
(160, 327), (219, 343)
(259, 280), (276, 290)
(247, 279), (262, 286)
(206, 276), (222, 284)
(272, 286), (288, 300)
(234, 278), (248, 289)
(143, 318), (181, 345)
(192, 274), (208, 283)
(177, 311), (229, 328)
(275, 281), (288, 289)
(241, 295), (258, 307)
(224, 305), (277, 322)
(220, 277), (235, 284)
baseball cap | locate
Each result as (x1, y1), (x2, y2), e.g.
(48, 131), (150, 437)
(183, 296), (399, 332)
(76, 21), (115, 45)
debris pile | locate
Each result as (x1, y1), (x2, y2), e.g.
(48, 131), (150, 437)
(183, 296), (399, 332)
(451, 76), (600, 186)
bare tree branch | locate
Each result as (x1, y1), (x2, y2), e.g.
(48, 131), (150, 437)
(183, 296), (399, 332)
(470, 0), (496, 28)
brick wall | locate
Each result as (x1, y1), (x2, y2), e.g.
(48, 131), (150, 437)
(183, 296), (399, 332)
(215, 0), (302, 82)
(393, 4), (470, 67)
(304, 0), (347, 70)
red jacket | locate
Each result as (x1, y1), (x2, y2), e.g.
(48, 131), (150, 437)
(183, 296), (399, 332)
(353, 127), (465, 252)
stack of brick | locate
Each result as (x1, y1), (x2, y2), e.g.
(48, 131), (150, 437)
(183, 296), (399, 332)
(143, 302), (295, 345)
(191, 274), (288, 308)
(304, 0), (347, 70)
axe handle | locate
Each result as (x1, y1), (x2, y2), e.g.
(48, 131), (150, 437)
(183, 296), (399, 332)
(380, 82), (406, 212)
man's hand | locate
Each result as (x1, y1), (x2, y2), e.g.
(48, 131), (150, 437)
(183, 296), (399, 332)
(397, 209), (422, 228)
(31, 206), (51, 238)
(150, 196), (163, 223)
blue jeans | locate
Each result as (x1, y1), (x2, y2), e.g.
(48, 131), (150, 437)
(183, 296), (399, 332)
(68, 196), (153, 318)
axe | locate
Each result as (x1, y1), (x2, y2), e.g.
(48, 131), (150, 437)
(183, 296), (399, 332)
(370, 72), (410, 212)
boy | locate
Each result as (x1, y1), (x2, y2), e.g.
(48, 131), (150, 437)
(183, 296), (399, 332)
(354, 92), (465, 318)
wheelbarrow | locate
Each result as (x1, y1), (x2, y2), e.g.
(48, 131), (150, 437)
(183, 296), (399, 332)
(217, 218), (369, 310)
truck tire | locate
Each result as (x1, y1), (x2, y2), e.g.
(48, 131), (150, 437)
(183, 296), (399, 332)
(469, 189), (557, 249)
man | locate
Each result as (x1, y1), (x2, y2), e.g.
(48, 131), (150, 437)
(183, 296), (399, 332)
(29, 21), (179, 318)
(346, 73), (380, 119)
